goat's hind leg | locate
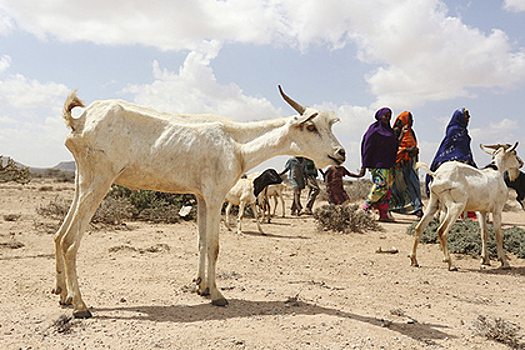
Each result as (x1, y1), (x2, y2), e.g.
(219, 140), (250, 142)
(53, 170), (80, 305)
(410, 196), (439, 267)
(61, 176), (114, 318)
(436, 204), (463, 271)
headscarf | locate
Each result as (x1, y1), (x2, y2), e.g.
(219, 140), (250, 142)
(361, 107), (398, 169)
(425, 108), (477, 195)
(429, 108), (476, 171)
(394, 111), (418, 166)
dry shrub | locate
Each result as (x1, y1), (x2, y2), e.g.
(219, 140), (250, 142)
(0, 155), (30, 184)
(313, 204), (382, 233)
(91, 197), (134, 225)
(472, 315), (523, 348)
(37, 185), (196, 227)
(344, 179), (373, 203)
(37, 197), (71, 221)
(406, 218), (525, 259)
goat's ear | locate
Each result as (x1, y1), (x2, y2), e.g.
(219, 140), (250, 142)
(291, 111), (319, 127)
(480, 143), (497, 156)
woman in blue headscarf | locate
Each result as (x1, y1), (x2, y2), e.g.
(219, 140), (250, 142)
(425, 108), (477, 196)
(359, 107), (401, 221)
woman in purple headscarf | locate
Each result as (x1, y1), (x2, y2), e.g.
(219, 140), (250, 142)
(425, 108), (477, 196)
(358, 107), (400, 221)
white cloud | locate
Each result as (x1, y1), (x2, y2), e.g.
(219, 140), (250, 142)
(122, 41), (280, 121)
(0, 54), (10, 74)
(503, 0), (525, 12)
(0, 56), (71, 166)
(0, 0), (286, 50)
(2, 1), (525, 110)
(0, 73), (69, 110)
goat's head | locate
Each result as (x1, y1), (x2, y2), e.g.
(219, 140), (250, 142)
(480, 141), (523, 171)
(278, 85), (346, 168)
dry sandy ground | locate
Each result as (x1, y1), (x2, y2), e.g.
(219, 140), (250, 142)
(0, 178), (524, 350)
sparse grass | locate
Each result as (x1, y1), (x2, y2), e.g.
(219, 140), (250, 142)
(406, 217), (525, 259)
(313, 204), (382, 233)
(472, 315), (523, 348)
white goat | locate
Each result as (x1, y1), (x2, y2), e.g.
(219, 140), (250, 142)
(53, 86), (346, 318)
(410, 142), (523, 271)
(258, 183), (287, 221)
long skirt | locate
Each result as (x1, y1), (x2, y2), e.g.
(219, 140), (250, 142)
(364, 168), (394, 216)
(390, 158), (423, 214)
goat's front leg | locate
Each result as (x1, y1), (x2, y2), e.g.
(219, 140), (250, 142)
(236, 201), (245, 235)
(251, 203), (265, 235)
(410, 196), (439, 267)
(493, 212), (510, 269)
(195, 198), (209, 296)
(206, 204), (228, 306)
(224, 202), (233, 231)
(478, 212), (491, 268)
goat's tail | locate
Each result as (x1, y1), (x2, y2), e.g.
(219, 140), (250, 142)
(62, 90), (85, 131)
(415, 162), (435, 176)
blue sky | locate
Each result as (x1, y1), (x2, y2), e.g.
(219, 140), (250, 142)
(0, 0), (524, 175)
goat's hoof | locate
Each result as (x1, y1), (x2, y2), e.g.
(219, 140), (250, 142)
(211, 298), (229, 307)
(51, 286), (62, 295)
(59, 299), (72, 306)
(73, 309), (92, 319)
(448, 266), (458, 271)
(197, 287), (210, 296)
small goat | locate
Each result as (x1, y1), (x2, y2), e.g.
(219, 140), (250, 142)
(258, 183), (287, 222)
(224, 169), (282, 234)
(54, 86), (345, 318)
(411, 142), (523, 271)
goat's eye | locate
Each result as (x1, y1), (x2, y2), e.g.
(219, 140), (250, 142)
(306, 124), (316, 132)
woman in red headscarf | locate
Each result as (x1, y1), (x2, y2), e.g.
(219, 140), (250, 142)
(389, 111), (423, 218)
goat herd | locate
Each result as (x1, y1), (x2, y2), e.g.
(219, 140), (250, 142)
(53, 87), (522, 318)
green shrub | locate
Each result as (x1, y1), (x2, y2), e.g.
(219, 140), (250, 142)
(406, 217), (525, 259)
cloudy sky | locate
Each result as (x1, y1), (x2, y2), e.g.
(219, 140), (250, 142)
(0, 0), (524, 175)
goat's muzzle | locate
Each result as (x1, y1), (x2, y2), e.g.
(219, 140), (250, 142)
(329, 147), (346, 165)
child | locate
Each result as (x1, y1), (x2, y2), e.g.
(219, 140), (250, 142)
(322, 165), (362, 205)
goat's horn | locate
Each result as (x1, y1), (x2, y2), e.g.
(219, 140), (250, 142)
(278, 85), (307, 115)
(508, 141), (519, 152)
(483, 144), (508, 150)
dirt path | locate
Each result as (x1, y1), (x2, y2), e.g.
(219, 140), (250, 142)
(0, 179), (524, 349)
